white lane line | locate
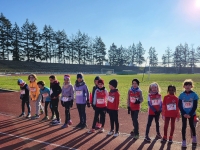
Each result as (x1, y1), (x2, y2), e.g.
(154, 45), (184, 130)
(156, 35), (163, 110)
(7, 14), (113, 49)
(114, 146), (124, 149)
(0, 132), (78, 150)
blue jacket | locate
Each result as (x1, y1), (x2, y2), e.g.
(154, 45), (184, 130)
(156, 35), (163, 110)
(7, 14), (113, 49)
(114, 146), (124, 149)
(40, 87), (51, 102)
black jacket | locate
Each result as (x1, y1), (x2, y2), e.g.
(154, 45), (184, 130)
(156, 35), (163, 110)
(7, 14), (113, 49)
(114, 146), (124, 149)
(20, 84), (29, 101)
(50, 80), (62, 99)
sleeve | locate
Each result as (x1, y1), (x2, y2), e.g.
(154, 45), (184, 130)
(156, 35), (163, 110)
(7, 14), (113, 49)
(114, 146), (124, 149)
(189, 100), (197, 116)
(176, 98), (180, 118)
(162, 96), (166, 116)
(93, 89), (97, 105)
(116, 92), (120, 109)
(159, 96), (162, 112)
(178, 99), (186, 115)
(127, 90), (130, 107)
(85, 85), (89, 100)
(92, 86), (95, 103)
(148, 95), (156, 112)
(60, 86), (64, 99)
(35, 83), (40, 98)
(71, 85), (75, 100)
(139, 90), (144, 103)
(194, 93), (199, 101)
(105, 89), (109, 100)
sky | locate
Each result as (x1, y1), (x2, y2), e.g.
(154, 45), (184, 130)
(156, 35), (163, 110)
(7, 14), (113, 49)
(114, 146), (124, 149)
(1, 0), (200, 62)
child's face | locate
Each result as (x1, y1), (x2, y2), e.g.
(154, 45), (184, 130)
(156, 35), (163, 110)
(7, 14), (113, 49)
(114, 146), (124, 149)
(168, 87), (175, 95)
(94, 80), (98, 85)
(38, 84), (43, 89)
(64, 78), (69, 84)
(132, 81), (138, 88)
(109, 84), (114, 90)
(29, 76), (35, 82)
(184, 84), (192, 92)
(49, 78), (54, 83)
(98, 83), (104, 88)
(77, 78), (82, 82)
(151, 85), (158, 93)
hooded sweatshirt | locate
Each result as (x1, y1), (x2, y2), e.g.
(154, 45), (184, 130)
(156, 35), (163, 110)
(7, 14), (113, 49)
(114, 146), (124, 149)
(61, 83), (74, 101)
(50, 80), (62, 99)
(74, 80), (89, 104)
(29, 81), (40, 101)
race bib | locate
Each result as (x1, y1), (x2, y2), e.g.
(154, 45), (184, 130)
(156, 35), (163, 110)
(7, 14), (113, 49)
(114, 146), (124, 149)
(42, 93), (49, 98)
(30, 87), (36, 92)
(50, 89), (53, 95)
(97, 99), (105, 104)
(130, 97), (136, 103)
(151, 99), (160, 106)
(183, 101), (193, 108)
(108, 96), (114, 103)
(76, 91), (83, 96)
(20, 90), (25, 94)
(167, 103), (176, 110)
(62, 97), (69, 102)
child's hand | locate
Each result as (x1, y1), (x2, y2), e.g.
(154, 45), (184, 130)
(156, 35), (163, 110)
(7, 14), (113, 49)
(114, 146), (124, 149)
(183, 114), (188, 118)
(187, 115), (191, 118)
(127, 107), (131, 114)
(176, 118), (180, 122)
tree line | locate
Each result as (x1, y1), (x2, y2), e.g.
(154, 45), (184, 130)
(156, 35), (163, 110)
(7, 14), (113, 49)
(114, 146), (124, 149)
(0, 13), (200, 67)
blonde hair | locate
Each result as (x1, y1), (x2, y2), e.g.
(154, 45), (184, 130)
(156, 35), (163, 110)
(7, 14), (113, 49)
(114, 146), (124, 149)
(183, 79), (194, 88)
(148, 82), (161, 93)
(28, 74), (37, 81)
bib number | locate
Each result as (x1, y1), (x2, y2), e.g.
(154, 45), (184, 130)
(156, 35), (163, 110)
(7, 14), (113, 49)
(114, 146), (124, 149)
(151, 99), (160, 106)
(62, 97), (69, 102)
(183, 101), (193, 108)
(97, 99), (105, 104)
(76, 91), (83, 96)
(42, 93), (49, 98)
(130, 97), (136, 103)
(20, 90), (25, 94)
(30, 87), (36, 92)
(167, 103), (176, 110)
(108, 96), (114, 103)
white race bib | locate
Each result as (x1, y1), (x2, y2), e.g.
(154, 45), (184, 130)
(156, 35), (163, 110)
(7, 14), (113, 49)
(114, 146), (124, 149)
(62, 97), (69, 102)
(20, 90), (25, 94)
(42, 93), (49, 98)
(30, 87), (36, 92)
(76, 91), (83, 96)
(130, 97), (136, 103)
(108, 96), (114, 103)
(167, 103), (176, 110)
(183, 101), (193, 108)
(151, 99), (160, 106)
(50, 89), (53, 95)
(97, 99), (105, 104)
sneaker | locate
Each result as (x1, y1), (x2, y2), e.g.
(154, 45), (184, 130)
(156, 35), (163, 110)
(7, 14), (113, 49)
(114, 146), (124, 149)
(68, 120), (73, 125)
(81, 124), (88, 129)
(51, 115), (56, 120)
(113, 132), (120, 137)
(192, 136), (197, 144)
(26, 114), (31, 118)
(52, 119), (61, 126)
(96, 123), (102, 129)
(19, 113), (25, 117)
(168, 139), (173, 143)
(61, 123), (68, 128)
(107, 130), (114, 136)
(40, 109), (44, 115)
(182, 140), (187, 148)
(133, 134), (139, 140)
(130, 129), (134, 134)
(87, 128), (95, 134)
(99, 128), (105, 133)
(76, 123), (82, 128)
(161, 138), (167, 143)
(34, 114), (40, 119)
(145, 136), (151, 142)
(42, 116), (49, 121)
(156, 133), (162, 139)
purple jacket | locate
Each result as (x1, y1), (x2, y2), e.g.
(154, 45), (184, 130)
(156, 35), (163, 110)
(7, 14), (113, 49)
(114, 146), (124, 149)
(61, 83), (74, 101)
(74, 81), (89, 104)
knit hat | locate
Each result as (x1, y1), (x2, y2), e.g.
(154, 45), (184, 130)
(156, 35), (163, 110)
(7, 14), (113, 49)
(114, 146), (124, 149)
(98, 79), (104, 85)
(64, 74), (70, 80)
(17, 79), (25, 85)
(77, 73), (83, 79)
(132, 79), (140, 85)
(94, 76), (100, 81)
(109, 79), (118, 88)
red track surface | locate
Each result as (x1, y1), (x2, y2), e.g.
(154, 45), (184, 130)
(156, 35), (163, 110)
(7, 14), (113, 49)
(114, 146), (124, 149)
(0, 91), (199, 150)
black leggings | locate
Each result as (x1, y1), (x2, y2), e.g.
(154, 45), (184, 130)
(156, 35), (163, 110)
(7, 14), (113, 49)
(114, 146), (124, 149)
(77, 104), (86, 125)
(108, 109), (119, 132)
(45, 101), (54, 117)
(51, 99), (59, 121)
(64, 101), (71, 124)
(92, 107), (106, 129)
(145, 114), (160, 137)
(131, 110), (139, 134)
(22, 99), (31, 114)
(182, 115), (196, 140)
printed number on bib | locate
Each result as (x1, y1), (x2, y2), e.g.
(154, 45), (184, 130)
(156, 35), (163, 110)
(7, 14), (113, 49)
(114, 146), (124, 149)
(108, 96), (114, 103)
(130, 97), (137, 103)
(30, 87), (36, 92)
(50, 89), (53, 95)
(183, 101), (193, 108)
(42, 93), (49, 98)
(151, 99), (160, 106)
(62, 97), (69, 102)
(97, 99), (105, 104)
(167, 103), (176, 110)
(20, 90), (25, 94)
(76, 91), (83, 96)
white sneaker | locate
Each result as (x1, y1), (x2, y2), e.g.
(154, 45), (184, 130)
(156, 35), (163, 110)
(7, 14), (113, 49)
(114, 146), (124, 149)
(113, 132), (120, 137)
(107, 131), (114, 136)
(99, 128), (105, 133)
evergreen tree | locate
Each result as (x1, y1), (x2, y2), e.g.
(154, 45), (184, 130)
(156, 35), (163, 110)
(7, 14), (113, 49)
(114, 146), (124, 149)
(148, 47), (158, 66)
(165, 47), (172, 67)
(108, 43), (117, 66)
(136, 41), (145, 65)
(162, 54), (167, 67)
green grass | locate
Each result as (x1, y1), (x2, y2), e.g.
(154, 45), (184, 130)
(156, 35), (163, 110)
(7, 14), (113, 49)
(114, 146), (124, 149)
(1, 74), (200, 115)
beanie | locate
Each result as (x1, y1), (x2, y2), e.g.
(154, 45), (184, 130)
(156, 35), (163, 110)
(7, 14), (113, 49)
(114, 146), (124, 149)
(98, 79), (104, 85)
(109, 79), (118, 88)
(77, 73), (83, 79)
(17, 79), (25, 85)
(94, 76), (100, 81)
(64, 74), (70, 80)
(132, 79), (140, 85)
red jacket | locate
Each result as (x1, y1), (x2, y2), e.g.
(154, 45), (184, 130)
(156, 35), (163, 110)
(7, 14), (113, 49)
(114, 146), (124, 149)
(148, 94), (162, 115)
(107, 90), (120, 110)
(127, 88), (143, 111)
(95, 90), (107, 108)
(162, 94), (180, 118)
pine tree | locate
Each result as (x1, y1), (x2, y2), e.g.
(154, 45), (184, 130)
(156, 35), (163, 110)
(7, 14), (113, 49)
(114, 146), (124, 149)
(130, 43), (137, 65)
(108, 43), (117, 66)
(162, 54), (167, 67)
(136, 42), (145, 65)
(148, 47), (158, 66)
(165, 47), (172, 67)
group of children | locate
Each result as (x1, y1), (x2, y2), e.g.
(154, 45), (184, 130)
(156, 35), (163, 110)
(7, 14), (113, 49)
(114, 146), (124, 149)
(17, 74), (199, 148)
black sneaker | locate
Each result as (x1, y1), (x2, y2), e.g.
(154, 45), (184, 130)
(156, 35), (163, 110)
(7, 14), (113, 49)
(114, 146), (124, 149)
(19, 113), (25, 117)
(168, 139), (173, 143)
(161, 138), (167, 143)
(145, 136), (151, 142)
(81, 124), (88, 129)
(76, 123), (82, 128)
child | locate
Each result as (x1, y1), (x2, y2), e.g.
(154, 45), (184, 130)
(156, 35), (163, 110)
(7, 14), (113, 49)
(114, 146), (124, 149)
(88, 79), (108, 133)
(127, 79), (143, 139)
(37, 81), (53, 121)
(17, 79), (31, 118)
(145, 82), (162, 142)
(107, 79), (120, 137)
(60, 74), (74, 128)
(49, 75), (62, 125)
(92, 76), (101, 129)
(74, 73), (90, 129)
(178, 79), (199, 148)
(161, 85), (180, 143)
(28, 74), (44, 119)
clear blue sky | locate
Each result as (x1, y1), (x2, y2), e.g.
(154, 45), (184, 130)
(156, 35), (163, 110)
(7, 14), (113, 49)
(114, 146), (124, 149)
(1, 0), (200, 62)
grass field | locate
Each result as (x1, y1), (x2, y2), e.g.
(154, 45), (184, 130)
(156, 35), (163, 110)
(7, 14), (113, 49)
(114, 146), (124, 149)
(1, 74), (200, 115)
